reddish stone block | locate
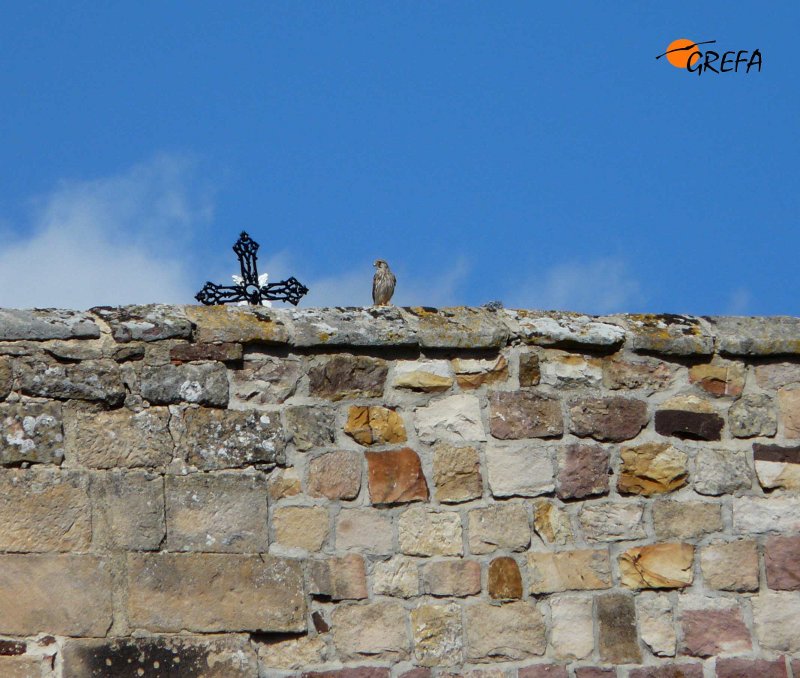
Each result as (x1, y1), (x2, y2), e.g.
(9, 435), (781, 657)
(557, 443), (610, 499)
(302, 670), (391, 678)
(398, 670), (432, 678)
(716, 658), (788, 678)
(366, 448), (429, 505)
(680, 606), (751, 657)
(489, 391), (563, 439)
(628, 664), (703, 678)
(518, 665), (569, 678)
(488, 556), (523, 600)
(574, 670), (616, 678)
(569, 396), (648, 442)
(765, 535), (800, 591)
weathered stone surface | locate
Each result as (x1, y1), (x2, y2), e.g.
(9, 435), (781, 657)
(308, 354), (388, 401)
(0, 554), (111, 635)
(127, 553), (305, 632)
(0, 656), (47, 678)
(331, 601), (410, 662)
(92, 470), (165, 550)
(432, 443), (482, 503)
(0, 401), (64, 466)
(700, 540), (759, 591)
(140, 362), (228, 406)
(272, 506), (329, 552)
(488, 556), (522, 600)
(15, 357), (125, 405)
(440, 670), (504, 678)
(421, 559), (481, 597)
(716, 658), (789, 678)
(63, 635), (258, 678)
(779, 387), (800, 438)
(392, 360), (454, 392)
(452, 355), (508, 389)
(624, 314), (713, 356)
(680, 599), (751, 657)
(92, 304), (192, 342)
(366, 448), (428, 505)
(689, 360), (745, 397)
(527, 549), (612, 593)
(752, 592), (800, 652)
(596, 592), (642, 663)
(618, 442), (688, 495)
(754, 443), (800, 490)
(654, 409), (723, 441)
(574, 670), (616, 678)
(309, 554), (368, 600)
(511, 311), (625, 349)
(652, 501), (723, 540)
(556, 443), (609, 499)
(518, 352), (543, 391)
(411, 602), (463, 667)
(603, 355), (673, 392)
(416, 394), (486, 443)
(293, 306), (417, 347)
(399, 507), (462, 556)
(303, 670), (391, 678)
(540, 351), (602, 388)
(165, 472), (267, 552)
(627, 663), (703, 678)
(307, 450), (362, 500)
(0, 308), (100, 341)
(465, 601), (546, 662)
(756, 361), (800, 389)
(0, 468), (90, 551)
(733, 496), (800, 534)
(372, 556), (420, 597)
(694, 448), (751, 495)
(517, 666), (569, 678)
(569, 396), (647, 442)
(230, 354), (302, 405)
(284, 405), (335, 451)
(345, 406), (407, 446)
(549, 595), (593, 660)
(169, 341), (242, 363)
(336, 508), (393, 554)
(532, 499), (573, 545)
(489, 391), (563, 439)
(765, 535), (800, 590)
(729, 394), (777, 438)
(64, 406), (172, 469)
(579, 501), (645, 542)
(619, 543), (694, 589)
(181, 407), (284, 469)
(485, 442), (555, 497)
(637, 592), (676, 656)
(0, 356), (11, 400)
(710, 316), (800, 356)
(268, 467), (301, 500)
(259, 634), (328, 670)
(185, 305), (290, 344)
(407, 306), (509, 349)
(468, 503), (530, 554)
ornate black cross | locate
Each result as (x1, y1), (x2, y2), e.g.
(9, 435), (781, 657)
(195, 232), (309, 306)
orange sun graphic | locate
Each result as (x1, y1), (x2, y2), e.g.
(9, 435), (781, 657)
(665, 38), (700, 68)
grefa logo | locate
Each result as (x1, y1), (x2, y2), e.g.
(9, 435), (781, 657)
(656, 39), (762, 75)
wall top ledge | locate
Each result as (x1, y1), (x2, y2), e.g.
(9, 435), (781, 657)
(1, 305), (800, 357)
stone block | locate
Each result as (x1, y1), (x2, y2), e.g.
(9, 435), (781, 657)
(765, 535), (800, 590)
(532, 499), (573, 545)
(169, 341), (243, 363)
(0, 554), (112, 635)
(407, 306), (509, 348)
(331, 601), (410, 662)
(421, 559), (481, 597)
(268, 467), (301, 500)
(415, 394), (486, 443)
(398, 507), (462, 556)
(716, 658), (789, 678)
(0, 656), (47, 678)
(489, 391), (563, 439)
(597, 592), (641, 663)
(309, 554), (368, 600)
(756, 361), (800, 389)
(0, 401), (64, 466)
(303, 670), (390, 678)
(307, 450), (362, 500)
(411, 602), (463, 667)
(694, 448), (752, 495)
(184, 305), (290, 344)
(0, 308), (100, 341)
(618, 442), (687, 495)
(0, 356), (10, 400)
(574, 670), (616, 678)
(392, 359), (454, 392)
(619, 543), (694, 589)
(637, 592), (676, 656)
(540, 351), (602, 388)
(549, 595), (593, 660)
(335, 508), (393, 554)
(652, 500), (723, 540)
(519, 351), (541, 386)
(579, 501), (645, 542)
(527, 549), (612, 593)
(63, 635), (258, 678)
(779, 387), (800, 437)
(345, 405), (407, 446)
(729, 394), (777, 438)
(372, 556), (419, 597)
(711, 316), (800, 356)
(165, 472), (268, 552)
(627, 664), (703, 678)
(259, 634), (328, 670)
(654, 410), (723, 441)
(624, 314), (713, 355)
(64, 406), (172, 469)
(733, 496), (800, 534)
(511, 311), (625, 349)
(603, 354), (672, 392)
(679, 600), (751, 657)
(569, 396), (647, 442)
(517, 665), (569, 678)
(556, 443), (609, 499)
(273, 506), (329, 552)
(15, 357), (125, 405)
(688, 360), (745, 397)
(284, 405), (335, 451)
(366, 448), (429, 504)
(127, 553), (305, 632)
(140, 362), (228, 406)
(308, 354), (388, 400)
(700, 540), (759, 591)
(754, 443), (800, 490)
(230, 355), (302, 405)
(181, 407), (284, 469)
(0, 468), (91, 552)
(432, 443), (482, 503)
(92, 470), (165, 550)
(464, 601), (546, 662)
(488, 556), (523, 600)
(468, 503), (530, 554)
(752, 592), (800, 652)
(485, 442), (555, 497)
(452, 354), (508, 389)
(92, 304), (192, 342)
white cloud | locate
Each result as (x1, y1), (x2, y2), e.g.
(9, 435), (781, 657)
(727, 287), (751, 315)
(0, 155), (213, 310)
(506, 258), (644, 314)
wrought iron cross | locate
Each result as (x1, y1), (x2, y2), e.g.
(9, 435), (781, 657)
(195, 232), (309, 306)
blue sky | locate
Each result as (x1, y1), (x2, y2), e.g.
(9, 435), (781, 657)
(0, 2), (796, 314)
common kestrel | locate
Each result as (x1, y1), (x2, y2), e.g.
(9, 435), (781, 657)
(372, 259), (396, 306)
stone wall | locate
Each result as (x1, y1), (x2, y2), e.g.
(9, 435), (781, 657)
(0, 305), (799, 678)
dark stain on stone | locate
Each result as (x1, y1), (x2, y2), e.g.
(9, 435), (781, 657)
(655, 410), (723, 441)
(753, 443), (800, 464)
(0, 640), (26, 655)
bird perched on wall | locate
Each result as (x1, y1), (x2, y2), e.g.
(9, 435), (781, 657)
(372, 259), (396, 306)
